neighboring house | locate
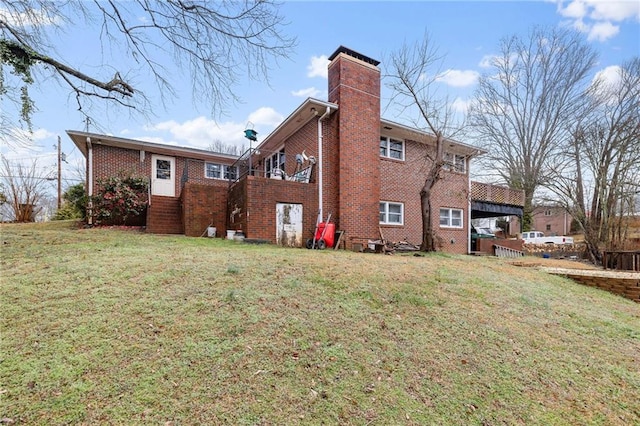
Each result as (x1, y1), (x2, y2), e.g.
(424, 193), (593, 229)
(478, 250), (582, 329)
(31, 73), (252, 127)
(532, 205), (573, 236)
(68, 46), (524, 254)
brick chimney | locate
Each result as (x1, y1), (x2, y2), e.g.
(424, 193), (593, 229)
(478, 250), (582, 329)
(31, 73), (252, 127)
(327, 46), (381, 248)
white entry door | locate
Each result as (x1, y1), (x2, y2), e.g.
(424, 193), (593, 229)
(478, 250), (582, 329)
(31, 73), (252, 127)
(276, 203), (303, 247)
(151, 155), (175, 197)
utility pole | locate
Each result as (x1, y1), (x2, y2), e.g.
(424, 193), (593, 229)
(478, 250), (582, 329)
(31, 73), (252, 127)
(56, 135), (67, 209)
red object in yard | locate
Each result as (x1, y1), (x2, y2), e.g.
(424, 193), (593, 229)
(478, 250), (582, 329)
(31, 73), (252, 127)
(315, 222), (335, 248)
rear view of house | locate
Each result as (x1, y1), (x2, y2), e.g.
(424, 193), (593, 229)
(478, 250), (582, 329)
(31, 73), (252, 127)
(69, 46), (523, 253)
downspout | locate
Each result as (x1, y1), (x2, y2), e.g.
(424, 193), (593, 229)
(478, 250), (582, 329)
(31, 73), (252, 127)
(467, 157), (471, 254)
(86, 137), (93, 225)
(317, 106), (331, 221)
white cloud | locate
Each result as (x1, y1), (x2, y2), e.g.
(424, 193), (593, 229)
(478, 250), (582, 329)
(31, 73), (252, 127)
(0, 7), (62, 27)
(142, 108), (284, 149)
(0, 127), (57, 153)
(435, 69), (479, 87)
(31, 128), (56, 142)
(248, 107), (283, 127)
(557, 0), (587, 19)
(587, 21), (620, 41)
(478, 53), (518, 69)
(479, 55), (496, 68)
(590, 65), (626, 104)
(451, 97), (472, 114)
(555, 0), (638, 42)
(291, 87), (322, 98)
(307, 55), (329, 78)
(589, 0), (640, 21)
(570, 18), (590, 33)
(592, 64), (623, 90)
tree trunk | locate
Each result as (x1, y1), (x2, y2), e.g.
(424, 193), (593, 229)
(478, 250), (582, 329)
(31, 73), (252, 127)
(420, 186), (434, 251)
(420, 133), (444, 252)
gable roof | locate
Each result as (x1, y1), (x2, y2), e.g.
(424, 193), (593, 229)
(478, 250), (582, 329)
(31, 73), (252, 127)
(255, 98), (339, 152)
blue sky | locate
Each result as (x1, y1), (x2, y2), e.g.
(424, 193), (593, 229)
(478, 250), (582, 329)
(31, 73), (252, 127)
(1, 0), (639, 186)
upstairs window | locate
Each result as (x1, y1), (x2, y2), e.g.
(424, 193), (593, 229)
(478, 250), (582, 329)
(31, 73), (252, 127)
(544, 209), (552, 216)
(439, 208), (463, 228)
(380, 136), (404, 160)
(265, 147), (286, 177)
(205, 163), (238, 180)
(443, 153), (466, 173)
(380, 201), (404, 225)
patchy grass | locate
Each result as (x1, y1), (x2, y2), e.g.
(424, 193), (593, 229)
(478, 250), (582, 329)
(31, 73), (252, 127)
(1, 222), (639, 425)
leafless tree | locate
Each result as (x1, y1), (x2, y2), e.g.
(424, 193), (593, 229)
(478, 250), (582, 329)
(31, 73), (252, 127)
(1, 0), (295, 144)
(385, 34), (463, 251)
(208, 139), (245, 156)
(546, 58), (640, 263)
(0, 155), (53, 221)
(469, 27), (598, 230)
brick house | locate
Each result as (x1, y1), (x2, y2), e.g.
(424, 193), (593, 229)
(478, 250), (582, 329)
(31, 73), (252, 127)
(532, 205), (573, 236)
(68, 46), (520, 253)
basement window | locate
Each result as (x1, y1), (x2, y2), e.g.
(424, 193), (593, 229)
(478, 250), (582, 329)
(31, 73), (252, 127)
(439, 208), (463, 228)
(380, 136), (404, 160)
(205, 162), (238, 180)
(380, 201), (404, 225)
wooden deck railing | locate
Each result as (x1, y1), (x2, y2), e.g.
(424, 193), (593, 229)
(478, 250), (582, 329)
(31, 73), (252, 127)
(471, 181), (525, 207)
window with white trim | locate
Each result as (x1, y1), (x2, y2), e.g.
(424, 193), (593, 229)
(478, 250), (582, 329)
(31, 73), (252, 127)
(380, 136), (404, 160)
(380, 202), (404, 225)
(439, 208), (463, 228)
(265, 147), (286, 177)
(543, 209), (552, 216)
(205, 162), (239, 180)
(443, 152), (466, 173)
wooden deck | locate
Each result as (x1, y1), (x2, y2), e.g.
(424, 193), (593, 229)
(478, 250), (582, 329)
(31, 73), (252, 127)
(470, 181), (525, 206)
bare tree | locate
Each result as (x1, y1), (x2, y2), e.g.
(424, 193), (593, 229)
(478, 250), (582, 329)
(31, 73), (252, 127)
(1, 1), (295, 143)
(0, 155), (53, 221)
(385, 34), (462, 251)
(208, 139), (246, 156)
(546, 58), (640, 263)
(469, 27), (598, 230)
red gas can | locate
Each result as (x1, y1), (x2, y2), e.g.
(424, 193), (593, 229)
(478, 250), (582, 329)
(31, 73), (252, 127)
(315, 222), (335, 248)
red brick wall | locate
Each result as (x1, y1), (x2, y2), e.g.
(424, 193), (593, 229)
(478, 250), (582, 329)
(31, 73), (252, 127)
(328, 52), (381, 249)
(430, 169), (470, 254)
(281, 120), (318, 179)
(93, 145), (238, 234)
(380, 140), (470, 254)
(477, 238), (523, 253)
(227, 176), (319, 245)
(181, 182), (229, 237)
(531, 206), (573, 236)
(92, 145), (150, 194)
(321, 113), (341, 227)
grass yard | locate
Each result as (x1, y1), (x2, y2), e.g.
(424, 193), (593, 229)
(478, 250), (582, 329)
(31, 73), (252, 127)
(1, 221), (639, 425)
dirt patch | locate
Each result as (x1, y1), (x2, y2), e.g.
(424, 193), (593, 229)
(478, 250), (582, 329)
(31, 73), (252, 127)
(507, 257), (599, 270)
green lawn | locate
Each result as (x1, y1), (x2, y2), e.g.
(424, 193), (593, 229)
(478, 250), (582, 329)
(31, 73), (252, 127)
(1, 221), (639, 425)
